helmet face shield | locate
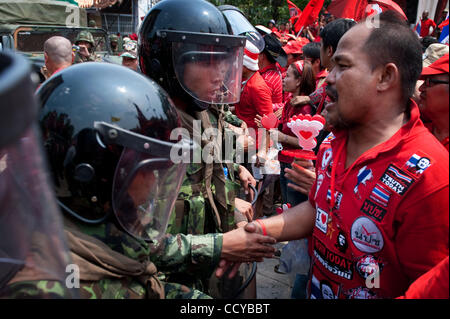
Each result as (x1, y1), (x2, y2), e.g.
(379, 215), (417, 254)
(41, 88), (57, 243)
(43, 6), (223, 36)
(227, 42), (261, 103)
(112, 150), (186, 243)
(95, 121), (193, 242)
(162, 30), (245, 104)
(0, 125), (73, 295)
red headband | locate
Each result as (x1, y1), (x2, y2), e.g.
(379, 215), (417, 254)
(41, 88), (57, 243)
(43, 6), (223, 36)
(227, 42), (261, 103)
(293, 60), (304, 75)
(244, 47), (259, 60)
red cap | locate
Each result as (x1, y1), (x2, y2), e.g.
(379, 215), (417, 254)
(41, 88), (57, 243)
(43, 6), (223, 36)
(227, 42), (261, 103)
(283, 39), (304, 55)
(421, 53), (449, 77)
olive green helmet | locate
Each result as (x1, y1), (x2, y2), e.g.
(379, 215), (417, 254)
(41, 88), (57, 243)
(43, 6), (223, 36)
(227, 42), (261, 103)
(75, 31), (95, 47)
(110, 34), (118, 42)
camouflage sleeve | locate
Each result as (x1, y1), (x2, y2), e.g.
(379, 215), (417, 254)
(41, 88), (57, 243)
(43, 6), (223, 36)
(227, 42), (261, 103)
(223, 110), (243, 127)
(149, 233), (223, 276)
(164, 282), (212, 299)
(1, 281), (72, 299)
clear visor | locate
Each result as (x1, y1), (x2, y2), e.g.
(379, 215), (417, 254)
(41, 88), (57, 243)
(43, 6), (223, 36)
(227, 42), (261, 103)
(112, 149), (186, 243)
(169, 32), (244, 104)
(0, 125), (73, 296)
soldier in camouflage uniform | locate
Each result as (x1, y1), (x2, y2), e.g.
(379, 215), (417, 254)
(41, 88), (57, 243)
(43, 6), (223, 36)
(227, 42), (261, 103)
(0, 51), (74, 299)
(139, 0), (268, 297)
(36, 61), (275, 299)
(74, 30), (98, 63)
(109, 34), (120, 55)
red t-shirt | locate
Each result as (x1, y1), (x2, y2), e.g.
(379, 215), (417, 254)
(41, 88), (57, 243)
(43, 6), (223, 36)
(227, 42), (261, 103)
(398, 256), (449, 299)
(308, 101), (449, 299)
(259, 64), (284, 111)
(278, 100), (313, 164)
(420, 18), (437, 37)
(234, 71), (273, 138)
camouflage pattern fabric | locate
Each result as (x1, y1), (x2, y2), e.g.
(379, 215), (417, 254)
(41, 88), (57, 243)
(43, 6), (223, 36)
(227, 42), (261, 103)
(65, 216), (219, 299)
(164, 107), (243, 295)
(1, 281), (71, 299)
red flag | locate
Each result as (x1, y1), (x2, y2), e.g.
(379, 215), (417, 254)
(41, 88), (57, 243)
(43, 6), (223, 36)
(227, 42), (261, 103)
(293, 0), (325, 34)
(287, 0), (301, 18)
(327, 0), (368, 21)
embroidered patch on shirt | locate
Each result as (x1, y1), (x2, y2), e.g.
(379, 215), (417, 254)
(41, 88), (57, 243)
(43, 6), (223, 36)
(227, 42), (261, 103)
(403, 153), (432, 177)
(369, 184), (391, 207)
(379, 164), (414, 196)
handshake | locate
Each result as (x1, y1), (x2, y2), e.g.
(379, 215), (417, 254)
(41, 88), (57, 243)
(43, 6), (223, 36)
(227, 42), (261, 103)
(216, 221), (276, 278)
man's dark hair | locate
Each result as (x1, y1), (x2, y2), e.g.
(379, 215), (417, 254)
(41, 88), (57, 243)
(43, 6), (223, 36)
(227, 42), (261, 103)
(320, 18), (356, 52)
(302, 42), (321, 61)
(361, 11), (423, 105)
(421, 36), (439, 53)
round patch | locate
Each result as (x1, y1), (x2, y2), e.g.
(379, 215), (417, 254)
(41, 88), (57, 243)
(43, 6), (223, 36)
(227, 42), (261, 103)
(356, 255), (381, 279)
(351, 217), (384, 253)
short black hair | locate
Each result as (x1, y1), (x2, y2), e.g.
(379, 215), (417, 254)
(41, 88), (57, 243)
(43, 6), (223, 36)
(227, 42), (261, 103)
(421, 36), (439, 53)
(361, 11), (422, 105)
(302, 42), (321, 60)
(320, 18), (356, 53)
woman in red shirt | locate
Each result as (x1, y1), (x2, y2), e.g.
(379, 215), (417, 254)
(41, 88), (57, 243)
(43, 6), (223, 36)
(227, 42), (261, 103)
(276, 60), (316, 205)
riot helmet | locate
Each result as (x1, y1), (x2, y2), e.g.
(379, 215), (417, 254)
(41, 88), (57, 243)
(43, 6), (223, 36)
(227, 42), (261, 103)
(37, 62), (194, 243)
(138, 0), (246, 111)
(0, 51), (73, 297)
(218, 5), (265, 53)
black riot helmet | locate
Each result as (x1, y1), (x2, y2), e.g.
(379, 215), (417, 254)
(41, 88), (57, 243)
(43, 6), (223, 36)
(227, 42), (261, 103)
(138, 0), (246, 111)
(37, 62), (194, 243)
(1, 51), (73, 297)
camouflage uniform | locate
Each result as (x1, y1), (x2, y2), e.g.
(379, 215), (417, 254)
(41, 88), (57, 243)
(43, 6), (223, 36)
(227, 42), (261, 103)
(74, 31), (97, 63)
(62, 215), (214, 299)
(163, 106), (245, 295)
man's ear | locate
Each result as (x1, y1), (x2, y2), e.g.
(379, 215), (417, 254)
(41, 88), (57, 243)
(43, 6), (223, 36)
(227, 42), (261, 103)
(327, 46), (333, 57)
(44, 52), (48, 64)
(377, 63), (399, 93)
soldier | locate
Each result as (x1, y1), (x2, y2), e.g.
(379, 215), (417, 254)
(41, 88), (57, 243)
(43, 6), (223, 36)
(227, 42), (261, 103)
(37, 62), (275, 299)
(74, 30), (97, 63)
(139, 0), (271, 297)
(109, 34), (120, 55)
(0, 51), (74, 298)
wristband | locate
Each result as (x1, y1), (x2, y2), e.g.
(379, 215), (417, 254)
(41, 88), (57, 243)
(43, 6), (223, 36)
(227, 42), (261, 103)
(255, 219), (267, 236)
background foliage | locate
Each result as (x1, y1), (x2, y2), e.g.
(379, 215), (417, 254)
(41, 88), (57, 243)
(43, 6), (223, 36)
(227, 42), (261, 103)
(210, 0), (332, 26)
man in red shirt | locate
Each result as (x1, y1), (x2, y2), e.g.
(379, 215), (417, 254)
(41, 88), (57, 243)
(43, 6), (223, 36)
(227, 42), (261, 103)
(234, 41), (273, 134)
(258, 34), (287, 112)
(231, 12), (449, 299)
(418, 53), (449, 151)
(419, 11), (437, 38)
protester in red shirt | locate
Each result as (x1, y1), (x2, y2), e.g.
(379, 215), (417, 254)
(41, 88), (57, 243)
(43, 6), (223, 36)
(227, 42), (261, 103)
(268, 19), (278, 33)
(227, 12), (449, 299)
(234, 41), (273, 137)
(419, 11), (437, 38)
(302, 42), (328, 89)
(291, 18), (356, 115)
(258, 34), (287, 113)
(419, 53), (449, 151)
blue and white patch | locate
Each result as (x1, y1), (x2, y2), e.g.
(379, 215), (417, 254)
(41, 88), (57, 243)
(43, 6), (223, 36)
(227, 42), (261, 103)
(404, 154), (432, 176)
(354, 166), (373, 199)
